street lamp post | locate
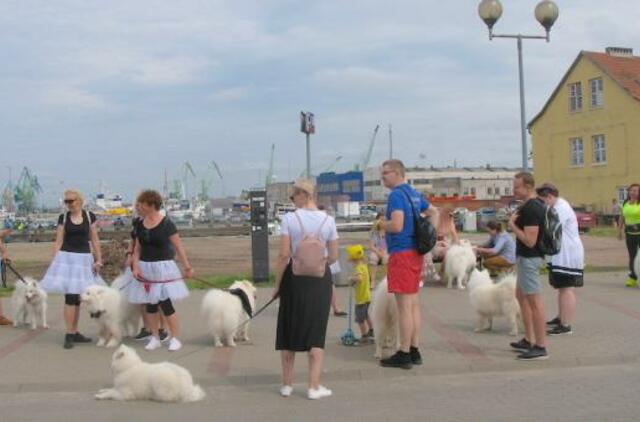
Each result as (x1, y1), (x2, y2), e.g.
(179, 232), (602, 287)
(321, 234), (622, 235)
(478, 0), (559, 172)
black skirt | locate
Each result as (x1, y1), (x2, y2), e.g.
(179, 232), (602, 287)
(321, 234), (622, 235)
(276, 263), (332, 351)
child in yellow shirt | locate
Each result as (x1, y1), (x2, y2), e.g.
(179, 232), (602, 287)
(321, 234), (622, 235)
(346, 244), (374, 342)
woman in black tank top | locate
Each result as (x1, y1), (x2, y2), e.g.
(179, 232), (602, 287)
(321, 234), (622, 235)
(40, 189), (106, 349)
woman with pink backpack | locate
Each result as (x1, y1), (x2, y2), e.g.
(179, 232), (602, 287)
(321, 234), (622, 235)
(273, 179), (339, 400)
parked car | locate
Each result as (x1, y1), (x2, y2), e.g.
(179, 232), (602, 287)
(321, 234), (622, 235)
(572, 207), (597, 232)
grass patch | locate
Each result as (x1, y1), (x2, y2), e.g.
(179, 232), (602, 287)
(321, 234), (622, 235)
(587, 227), (619, 238)
(185, 273), (275, 290)
(0, 286), (14, 298)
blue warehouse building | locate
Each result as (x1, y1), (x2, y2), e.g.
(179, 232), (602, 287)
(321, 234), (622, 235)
(316, 171), (364, 207)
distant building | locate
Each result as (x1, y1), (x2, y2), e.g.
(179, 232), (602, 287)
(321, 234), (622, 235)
(316, 171), (364, 209)
(363, 166), (518, 202)
(529, 47), (640, 212)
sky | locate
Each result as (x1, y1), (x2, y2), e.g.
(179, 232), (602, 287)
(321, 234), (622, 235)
(1, 0), (639, 206)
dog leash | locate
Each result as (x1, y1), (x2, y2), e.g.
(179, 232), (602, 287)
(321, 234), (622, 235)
(5, 261), (28, 284)
(232, 295), (279, 332)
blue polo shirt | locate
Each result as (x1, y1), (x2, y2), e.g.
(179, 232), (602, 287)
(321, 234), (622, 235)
(385, 183), (429, 254)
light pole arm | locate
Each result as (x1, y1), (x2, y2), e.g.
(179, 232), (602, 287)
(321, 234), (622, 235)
(490, 33), (550, 42)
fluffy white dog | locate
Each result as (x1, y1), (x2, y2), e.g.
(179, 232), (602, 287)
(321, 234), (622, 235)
(81, 281), (141, 348)
(444, 240), (477, 290)
(95, 344), (205, 402)
(467, 269), (520, 336)
(109, 273), (142, 337)
(11, 277), (48, 330)
(370, 278), (399, 359)
(201, 280), (257, 347)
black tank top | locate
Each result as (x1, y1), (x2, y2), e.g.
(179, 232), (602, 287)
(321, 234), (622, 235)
(58, 211), (96, 253)
(135, 217), (178, 262)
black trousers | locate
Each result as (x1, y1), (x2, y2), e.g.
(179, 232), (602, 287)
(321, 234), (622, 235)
(626, 233), (640, 280)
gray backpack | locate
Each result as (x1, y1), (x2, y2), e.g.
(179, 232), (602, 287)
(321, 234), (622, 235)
(291, 211), (329, 278)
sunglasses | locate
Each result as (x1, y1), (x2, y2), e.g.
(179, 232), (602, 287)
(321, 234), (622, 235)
(63, 199), (76, 204)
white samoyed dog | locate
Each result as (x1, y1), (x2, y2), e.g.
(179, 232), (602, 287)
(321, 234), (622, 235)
(444, 240), (477, 290)
(95, 344), (205, 402)
(467, 269), (520, 336)
(109, 272), (142, 337)
(370, 278), (399, 359)
(11, 277), (48, 330)
(201, 280), (257, 347)
(81, 282), (141, 348)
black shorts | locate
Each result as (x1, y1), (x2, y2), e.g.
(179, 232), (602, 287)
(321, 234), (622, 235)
(548, 265), (584, 289)
(355, 302), (370, 324)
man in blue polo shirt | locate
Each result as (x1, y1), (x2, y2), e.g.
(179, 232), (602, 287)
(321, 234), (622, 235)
(380, 159), (438, 369)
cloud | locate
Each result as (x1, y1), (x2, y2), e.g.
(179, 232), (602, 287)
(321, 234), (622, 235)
(210, 86), (250, 102)
(39, 85), (109, 111)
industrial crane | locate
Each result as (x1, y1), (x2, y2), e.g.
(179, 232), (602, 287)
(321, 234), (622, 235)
(298, 155), (342, 178)
(356, 125), (380, 171)
(209, 161), (225, 197)
(265, 143), (276, 188)
(13, 167), (42, 214)
(181, 162), (196, 200)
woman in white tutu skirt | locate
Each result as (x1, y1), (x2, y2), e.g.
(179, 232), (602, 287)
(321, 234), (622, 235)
(129, 190), (194, 352)
(40, 189), (105, 349)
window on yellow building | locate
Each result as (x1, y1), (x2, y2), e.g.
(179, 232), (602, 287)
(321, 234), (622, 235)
(592, 134), (606, 164)
(570, 138), (584, 166)
(590, 78), (604, 108)
(569, 82), (583, 112)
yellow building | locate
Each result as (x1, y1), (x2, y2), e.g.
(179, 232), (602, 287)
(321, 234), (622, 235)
(529, 47), (640, 213)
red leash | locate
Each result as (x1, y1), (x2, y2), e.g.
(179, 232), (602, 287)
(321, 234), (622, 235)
(135, 275), (184, 293)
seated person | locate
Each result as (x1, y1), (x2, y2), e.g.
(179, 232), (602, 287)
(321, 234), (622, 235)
(475, 221), (516, 275)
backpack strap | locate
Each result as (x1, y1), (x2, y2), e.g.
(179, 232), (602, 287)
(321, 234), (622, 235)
(315, 214), (330, 239)
(293, 210), (308, 237)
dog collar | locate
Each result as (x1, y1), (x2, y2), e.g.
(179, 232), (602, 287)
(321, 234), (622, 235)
(90, 311), (105, 319)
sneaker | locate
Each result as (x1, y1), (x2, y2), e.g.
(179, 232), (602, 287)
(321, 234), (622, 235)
(410, 346), (422, 365)
(307, 385), (332, 400)
(73, 332), (93, 343)
(546, 316), (561, 326)
(134, 328), (151, 341)
(0, 315), (12, 326)
(279, 385), (293, 397)
(547, 324), (572, 336)
(145, 336), (162, 351)
(380, 351), (413, 369)
(168, 337), (182, 352)
(159, 329), (169, 342)
(333, 310), (347, 317)
(509, 338), (532, 351)
(63, 333), (74, 349)
(517, 345), (549, 361)
(625, 278), (638, 288)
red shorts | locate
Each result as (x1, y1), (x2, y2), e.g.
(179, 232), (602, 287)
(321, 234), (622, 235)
(387, 249), (423, 294)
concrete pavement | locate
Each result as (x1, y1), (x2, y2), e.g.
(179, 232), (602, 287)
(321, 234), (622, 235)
(1, 271), (639, 421)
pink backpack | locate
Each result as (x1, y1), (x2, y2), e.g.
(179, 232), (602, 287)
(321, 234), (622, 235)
(292, 211), (330, 278)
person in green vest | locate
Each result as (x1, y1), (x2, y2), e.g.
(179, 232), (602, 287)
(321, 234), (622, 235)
(618, 183), (640, 287)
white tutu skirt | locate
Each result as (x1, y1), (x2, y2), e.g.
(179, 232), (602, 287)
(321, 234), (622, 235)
(128, 260), (189, 304)
(111, 267), (137, 297)
(40, 251), (107, 295)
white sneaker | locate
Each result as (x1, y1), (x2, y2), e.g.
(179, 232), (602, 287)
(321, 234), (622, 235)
(279, 385), (293, 397)
(168, 337), (182, 352)
(144, 336), (162, 351)
(307, 385), (332, 400)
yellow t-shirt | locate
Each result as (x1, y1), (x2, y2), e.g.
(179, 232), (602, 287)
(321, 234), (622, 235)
(623, 202), (640, 226)
(352, 262), (371, 305)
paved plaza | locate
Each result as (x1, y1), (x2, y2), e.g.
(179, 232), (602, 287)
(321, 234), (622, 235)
(1, 270), (639, 421)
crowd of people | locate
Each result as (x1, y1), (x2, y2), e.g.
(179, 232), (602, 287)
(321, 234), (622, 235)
(0, 161), (638, 398)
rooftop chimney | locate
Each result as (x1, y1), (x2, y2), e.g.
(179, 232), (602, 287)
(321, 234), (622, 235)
(605, 47), (634, 57)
